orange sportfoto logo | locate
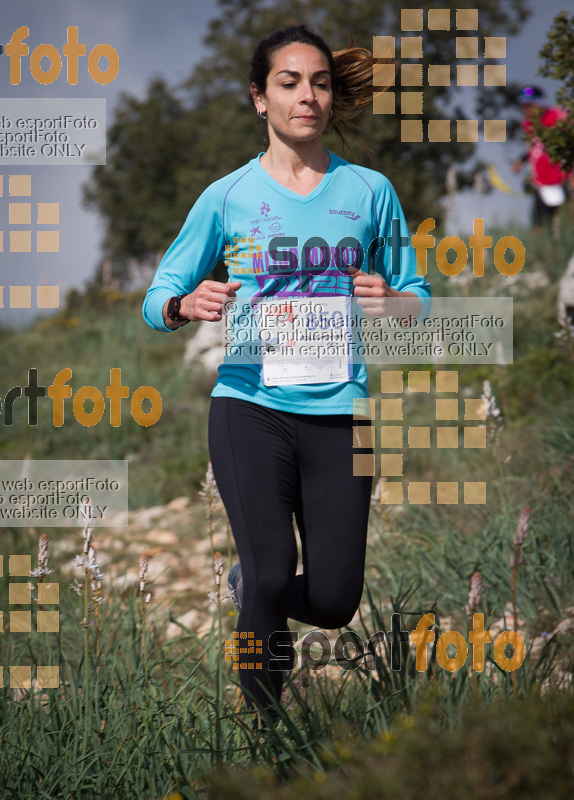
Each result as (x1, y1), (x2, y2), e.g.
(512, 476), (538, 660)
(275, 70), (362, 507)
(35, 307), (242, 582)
(3, 26), (119, 85)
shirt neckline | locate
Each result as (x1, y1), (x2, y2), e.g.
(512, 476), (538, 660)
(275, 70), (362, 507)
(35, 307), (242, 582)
(252, 150), (339, 203)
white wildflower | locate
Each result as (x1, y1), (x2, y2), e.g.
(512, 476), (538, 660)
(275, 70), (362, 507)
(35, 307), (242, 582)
(75, 549), (104, 583)
(139, 554), (149, 595)
(92, 566), (104, 583)
(481, 380), (504, 451)
(30, 566), (54, 578)
(214, 551), (224, 586)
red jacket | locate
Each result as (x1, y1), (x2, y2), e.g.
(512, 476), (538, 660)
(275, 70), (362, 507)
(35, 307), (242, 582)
(523, 107), (569, 186)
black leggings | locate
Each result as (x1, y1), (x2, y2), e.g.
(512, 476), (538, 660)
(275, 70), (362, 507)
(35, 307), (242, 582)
(208, 396), (373, 713)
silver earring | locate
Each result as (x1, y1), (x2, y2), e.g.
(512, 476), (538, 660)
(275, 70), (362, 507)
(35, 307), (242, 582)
(329, 109), (333, 118)
(257, 109), (267, 119)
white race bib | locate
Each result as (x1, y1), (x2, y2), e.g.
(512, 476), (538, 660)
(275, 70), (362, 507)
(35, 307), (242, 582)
(257, 296), (354, 386)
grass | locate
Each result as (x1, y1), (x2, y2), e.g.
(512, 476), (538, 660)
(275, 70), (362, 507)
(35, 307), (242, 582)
(0, 290), (214, 507)
(0, 518), (571, 798)
(1, 416), (572, 798)
(0, 219), (573, 797)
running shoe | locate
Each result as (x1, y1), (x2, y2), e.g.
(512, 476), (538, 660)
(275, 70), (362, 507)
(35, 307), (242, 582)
(227, 562), (244, 611)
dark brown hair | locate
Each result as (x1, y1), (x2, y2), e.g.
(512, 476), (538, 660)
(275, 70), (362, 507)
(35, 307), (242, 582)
(249, 25), (375, 155)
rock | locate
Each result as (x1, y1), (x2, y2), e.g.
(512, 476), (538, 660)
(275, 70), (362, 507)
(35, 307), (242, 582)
(51, 539), (80, 558)
(146, 553), (179, 584)
(165, 609), (202, 639)
(183, 319), (224, 372)
(165, 496), (190, 512)
(196, 615), (218, 637)
(145, 530), (179, 546)
(130, 506), (165, 528)
(103, 510), (129, 527)
(523, 270), (550, 290)
(489, 603), (524, 636)
(193, 533), (230, 554)
(168, 579), (197, 594)
(112, 568), (140, 590)
(186, 554), (211, 573)
(557, 252), (574, 330)
(96, 534), (127, 552)
(552, 617), (574, 637)
(529, 636), (549, 658)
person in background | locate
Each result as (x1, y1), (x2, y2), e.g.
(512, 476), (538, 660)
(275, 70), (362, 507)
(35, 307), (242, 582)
(512, 85), (570, 239)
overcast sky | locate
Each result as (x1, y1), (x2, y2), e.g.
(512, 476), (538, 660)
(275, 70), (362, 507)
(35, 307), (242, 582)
(0, 0), (570, 325)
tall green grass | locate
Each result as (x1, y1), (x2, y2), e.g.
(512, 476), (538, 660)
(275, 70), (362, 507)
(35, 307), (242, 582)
(1, 423), (572, 799)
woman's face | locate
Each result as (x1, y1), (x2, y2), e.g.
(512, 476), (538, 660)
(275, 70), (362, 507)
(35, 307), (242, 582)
(251, 43), (333, 144)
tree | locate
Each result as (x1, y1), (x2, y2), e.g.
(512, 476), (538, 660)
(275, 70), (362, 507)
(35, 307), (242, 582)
(83, 0), (530, 285)
(83, 78), (196, 263)
(534, 11), (574, 173)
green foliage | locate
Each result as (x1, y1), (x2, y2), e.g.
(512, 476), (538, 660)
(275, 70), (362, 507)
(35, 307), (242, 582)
(82, 0), (530, 282)
(208, 690), (574, 799)
(535, 11), (574, 172)
(0, 291), (213, 507)
(82, 78), (197, 263)
(1, 501), (573, 800)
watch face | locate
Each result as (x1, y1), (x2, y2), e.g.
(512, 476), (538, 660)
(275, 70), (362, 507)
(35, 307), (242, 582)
(167, 296), (180, 320)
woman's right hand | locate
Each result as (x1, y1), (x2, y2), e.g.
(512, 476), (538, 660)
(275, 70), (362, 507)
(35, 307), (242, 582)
(179, 280), (242, 323)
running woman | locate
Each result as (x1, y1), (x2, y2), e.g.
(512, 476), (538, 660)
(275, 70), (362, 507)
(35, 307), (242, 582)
(143, 24), (431, 722)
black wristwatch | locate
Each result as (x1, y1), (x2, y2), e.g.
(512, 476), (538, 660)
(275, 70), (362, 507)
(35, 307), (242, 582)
(167, 294), (190, 324)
